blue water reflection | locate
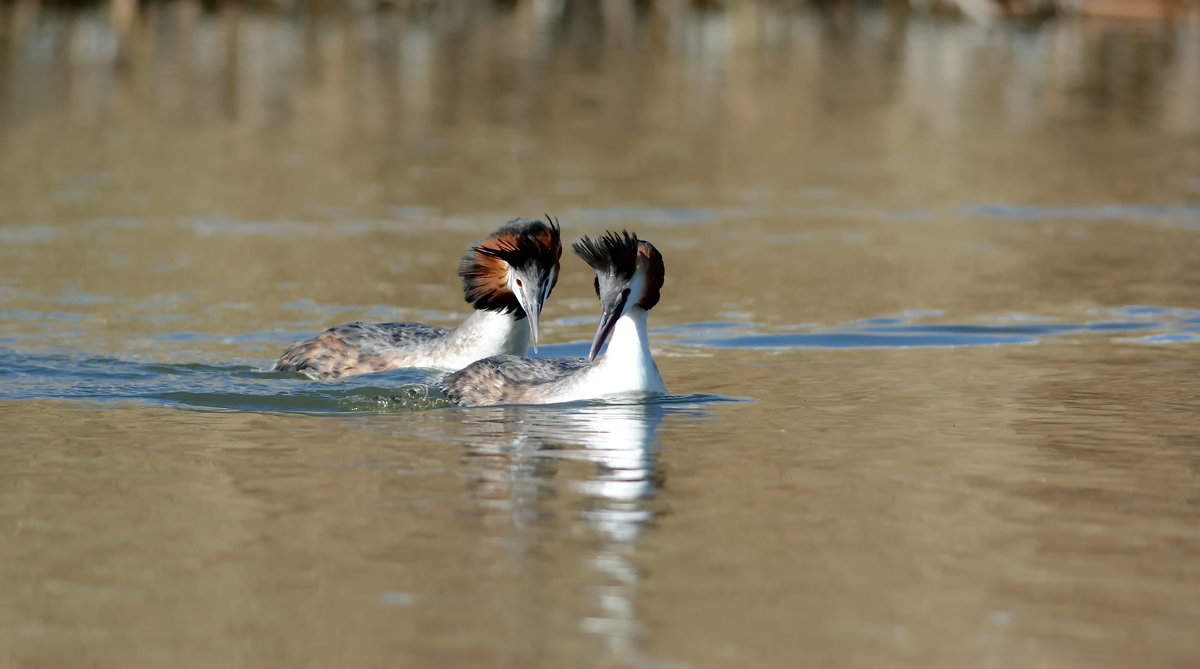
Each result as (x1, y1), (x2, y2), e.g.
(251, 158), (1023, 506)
(1, 305), (1197, 408)
(668, 307), (1200, 350)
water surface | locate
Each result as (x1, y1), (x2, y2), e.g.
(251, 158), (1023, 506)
(2, 2), (1199, 667)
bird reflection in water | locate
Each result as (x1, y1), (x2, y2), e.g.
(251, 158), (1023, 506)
(453, 401), (671, 665)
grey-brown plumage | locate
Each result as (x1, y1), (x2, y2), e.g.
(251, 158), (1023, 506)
(274, 217), (562, 380)
(439, 355), (592, 406)
(273, 321), (449, 380)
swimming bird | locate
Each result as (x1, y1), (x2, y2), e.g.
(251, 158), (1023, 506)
(274, 217), (561, 380)
(439, 230), (667, 406)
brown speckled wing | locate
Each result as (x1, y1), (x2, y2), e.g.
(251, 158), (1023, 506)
(274, 321), (449, 380)
(439, 355), (590, 406)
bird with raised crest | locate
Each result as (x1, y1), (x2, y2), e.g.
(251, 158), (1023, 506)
(439, 230), (667, 406)
(274, 216), (561, 380)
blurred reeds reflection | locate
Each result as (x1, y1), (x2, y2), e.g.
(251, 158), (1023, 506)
(2, 0), (1196, 140)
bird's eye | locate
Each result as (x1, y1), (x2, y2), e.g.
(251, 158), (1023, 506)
(516, 279), (523, 288)
(622, 288), (631, 297)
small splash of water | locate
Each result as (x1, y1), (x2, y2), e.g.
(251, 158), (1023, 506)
(339, 385), (456, 412)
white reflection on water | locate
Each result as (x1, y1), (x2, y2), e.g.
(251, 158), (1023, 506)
(452, 401), (680, 667)
(456, 402), (665, 539)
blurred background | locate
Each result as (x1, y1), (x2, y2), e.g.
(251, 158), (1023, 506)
(2, 1), (1200, 668)
(2, 0), (1198, 357)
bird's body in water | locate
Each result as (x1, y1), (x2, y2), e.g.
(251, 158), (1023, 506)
(274, 217), (561, 380)
(440, 231), (667, 407)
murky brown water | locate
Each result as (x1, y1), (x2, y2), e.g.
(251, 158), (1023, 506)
(2, 1), (1200, 667)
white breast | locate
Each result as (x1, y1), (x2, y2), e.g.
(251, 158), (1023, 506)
(553, 308), (666, 402)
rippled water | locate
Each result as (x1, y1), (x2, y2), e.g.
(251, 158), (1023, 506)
(2, 2), (1200, 667)
(3, 305), (1199, 411)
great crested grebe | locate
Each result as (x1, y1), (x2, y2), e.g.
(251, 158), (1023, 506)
(439, 230), (667, 406)
(274, 217), (561, 380)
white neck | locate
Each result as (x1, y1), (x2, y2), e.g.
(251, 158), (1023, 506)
(435, 309), (529, 368)
(588, 306), (666, 397)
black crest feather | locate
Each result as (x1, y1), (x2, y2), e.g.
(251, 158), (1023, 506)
(571, 230), (639, 282)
